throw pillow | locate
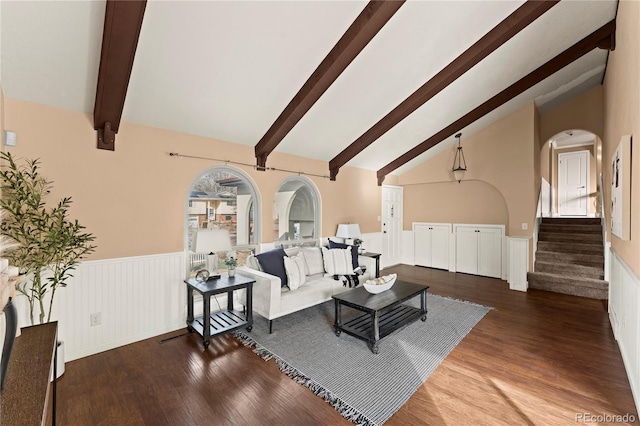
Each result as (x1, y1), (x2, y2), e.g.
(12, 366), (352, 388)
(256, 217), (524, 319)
(328, 240), (359, 271)
(256, 247), (288, 287)
(302, 247), (323, 275)
(321, 247), (354, 276)
(283, 246), (300, 257)
(284, 254), (307, 290)
(246, 255), (263, 272)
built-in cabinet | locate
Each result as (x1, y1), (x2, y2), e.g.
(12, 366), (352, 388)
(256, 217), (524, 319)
(413, 223), (450, 270)
(454, 224), (504, 279)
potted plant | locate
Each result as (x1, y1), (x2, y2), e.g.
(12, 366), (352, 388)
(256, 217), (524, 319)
(225, 256), (238, 277)
(0, 152), (96, 325)
(353, 238), (365, 253)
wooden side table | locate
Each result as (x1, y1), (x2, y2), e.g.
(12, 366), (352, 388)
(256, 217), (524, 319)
(185, 274), (254, 349)
(360, 251), (381, 277)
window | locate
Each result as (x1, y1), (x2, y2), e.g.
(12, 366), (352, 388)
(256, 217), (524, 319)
(187, 166), (261, 267)
(274, 176), (320, 247)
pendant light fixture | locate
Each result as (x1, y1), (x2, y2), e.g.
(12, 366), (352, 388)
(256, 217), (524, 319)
(452, 132), (467, 183)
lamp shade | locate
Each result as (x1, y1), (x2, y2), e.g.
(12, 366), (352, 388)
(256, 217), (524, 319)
(192, 229), (232, 254)
(336, 224), (361, 239)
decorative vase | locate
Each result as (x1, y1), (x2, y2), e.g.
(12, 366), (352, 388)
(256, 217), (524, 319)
(228, 268), (236, 278)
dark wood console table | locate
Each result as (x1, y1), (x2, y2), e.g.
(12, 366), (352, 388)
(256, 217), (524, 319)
(185, 274), (254, 349)
(0, 321), (58, 425)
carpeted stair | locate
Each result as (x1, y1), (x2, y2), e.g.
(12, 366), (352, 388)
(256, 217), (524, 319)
(528, 218), (608, 299)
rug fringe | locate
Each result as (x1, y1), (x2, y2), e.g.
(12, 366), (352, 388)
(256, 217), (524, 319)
(432, 293), (494, 310)
(233, 330), (378, 426)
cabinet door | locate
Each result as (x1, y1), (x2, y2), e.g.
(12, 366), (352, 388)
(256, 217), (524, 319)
(456, 227), (478, 274)
(430, 225), (450, 270)
(478, 227), (502, 278)
(414, 224), (432, 267)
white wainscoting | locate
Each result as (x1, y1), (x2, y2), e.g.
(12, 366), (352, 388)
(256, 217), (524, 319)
(14, 252), (187, 362)
(401, 231), (414, 267)
(507, 237), (529, 291)
(610, 250), (640, 413)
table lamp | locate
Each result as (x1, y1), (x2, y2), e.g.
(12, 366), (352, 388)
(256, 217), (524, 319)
(192, 229), (232, 279)
(336, 223), (361, 245)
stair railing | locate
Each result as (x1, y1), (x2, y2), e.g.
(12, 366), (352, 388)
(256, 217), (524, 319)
(599, 173), (611, 282)
(533, 178), (551, 271)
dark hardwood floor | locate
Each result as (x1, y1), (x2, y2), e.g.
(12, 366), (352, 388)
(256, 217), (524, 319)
(56, 265), (638, 425)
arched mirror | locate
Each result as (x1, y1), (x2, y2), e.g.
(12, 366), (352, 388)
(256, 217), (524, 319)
(187, 166), (260, 268)
(273, 176), (320, 246)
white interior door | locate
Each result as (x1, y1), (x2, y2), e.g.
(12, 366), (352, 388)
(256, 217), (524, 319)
(558, 151), (589, 216)
(413, 224), (431, 267)
(455, 227), (478, 275)
(431, 225), (450, 270)
(477, 227), (502, 278)
(382, 185), (402, 268)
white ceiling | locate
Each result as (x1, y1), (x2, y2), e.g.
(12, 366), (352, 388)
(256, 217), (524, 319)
(1, 1), (617, 177)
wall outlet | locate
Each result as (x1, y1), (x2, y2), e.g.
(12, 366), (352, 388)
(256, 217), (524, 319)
(90, 312), (101, 326)
(4, 131), (16, 147)
(522, 223), (528, 230)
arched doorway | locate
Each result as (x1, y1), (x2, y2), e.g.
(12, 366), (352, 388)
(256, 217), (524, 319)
(543, 129), (600, 217)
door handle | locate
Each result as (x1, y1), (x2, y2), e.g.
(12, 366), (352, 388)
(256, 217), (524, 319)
(578, 186), (585, 188)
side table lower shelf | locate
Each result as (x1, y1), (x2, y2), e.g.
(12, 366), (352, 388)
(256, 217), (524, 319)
(185, 274), (255, 349)
(188, 309), (252, 339)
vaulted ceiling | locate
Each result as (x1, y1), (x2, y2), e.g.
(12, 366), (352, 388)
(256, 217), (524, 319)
(1, 0), (617, 181)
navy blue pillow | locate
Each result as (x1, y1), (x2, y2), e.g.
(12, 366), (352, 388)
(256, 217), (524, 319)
(328, 240), (359, 271)
(256, 248), (288, 287)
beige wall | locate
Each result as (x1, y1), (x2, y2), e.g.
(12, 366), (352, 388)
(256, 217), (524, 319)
(540, 139), (551, 183)
(403, 181), (508, 226)
(533, 105), (541, 209)
(399, 102), (536, 238)
(3, 98), (384, 260)
(540, 85), (604, 143)
(603, 0), (640, 275)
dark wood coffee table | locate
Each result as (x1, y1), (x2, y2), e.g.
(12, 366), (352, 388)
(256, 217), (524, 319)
(332, 280), (428, 354)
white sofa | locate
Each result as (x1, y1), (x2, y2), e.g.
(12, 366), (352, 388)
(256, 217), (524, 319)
(238, 245), (376, 333)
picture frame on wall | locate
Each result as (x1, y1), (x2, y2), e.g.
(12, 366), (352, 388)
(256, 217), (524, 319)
(611, 135), (632, 240)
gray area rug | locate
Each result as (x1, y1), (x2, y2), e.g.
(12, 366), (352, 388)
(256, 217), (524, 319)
(234, 294), (491, 426)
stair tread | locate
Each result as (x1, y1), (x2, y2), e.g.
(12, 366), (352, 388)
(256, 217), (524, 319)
(528, 271), (608, 287)
(538, 232), (602, 243)
(534, 261), (604, 279)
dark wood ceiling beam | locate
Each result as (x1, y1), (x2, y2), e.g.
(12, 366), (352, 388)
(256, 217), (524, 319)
(376, 19), (616, 186)
(254, 0), (405, 169)
(329, 0), (560, 180)
(94, 0), (146, 151)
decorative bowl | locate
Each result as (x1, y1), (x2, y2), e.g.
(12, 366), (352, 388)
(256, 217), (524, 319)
(363, 274), (397, 294)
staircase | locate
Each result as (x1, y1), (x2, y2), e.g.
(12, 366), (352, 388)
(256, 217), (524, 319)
(528, 218), (608, 299)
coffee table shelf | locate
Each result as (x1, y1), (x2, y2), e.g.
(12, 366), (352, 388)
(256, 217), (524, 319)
(341, 305), (423, 341)
(332, 280), (428, 354)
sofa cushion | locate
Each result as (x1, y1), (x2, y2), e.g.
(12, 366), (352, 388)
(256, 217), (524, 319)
(302, 247), (324, 275)
(328, 240), (359, 270)
(279, 277), (335, 314)
(284, 254), (306, 290)
(322, 247), (354, 276)
(256, 247), (288, 287)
